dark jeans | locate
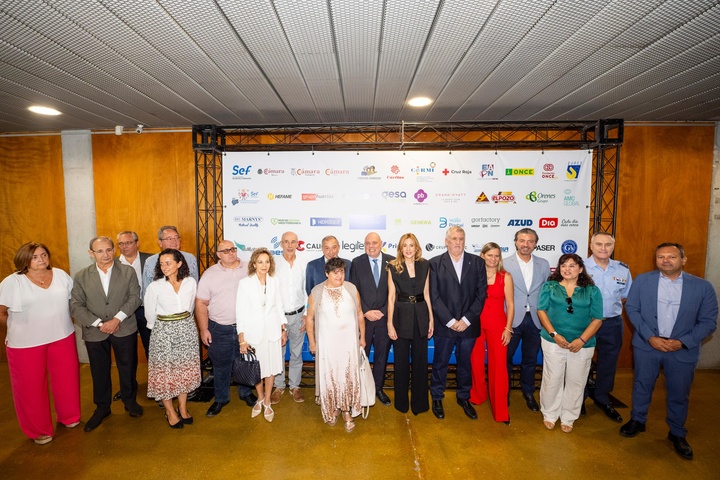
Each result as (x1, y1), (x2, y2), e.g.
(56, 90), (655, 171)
(506, 312), (541, 396)
(431, 335), (475, 401)
(590, 315), (623, 404)
(86, 332), (138, 410)
(207, 320), (252, 403)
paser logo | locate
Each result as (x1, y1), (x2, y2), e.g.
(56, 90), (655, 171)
(535, 245), (556, 252)
(539, 218), (558, 228)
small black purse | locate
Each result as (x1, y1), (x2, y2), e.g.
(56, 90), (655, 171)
(232, 346), (261, 387)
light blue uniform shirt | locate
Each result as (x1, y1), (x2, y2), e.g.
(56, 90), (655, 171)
(585, 256), (632, 317)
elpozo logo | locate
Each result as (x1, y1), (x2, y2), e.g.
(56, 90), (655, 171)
(492, 191), (516, 204)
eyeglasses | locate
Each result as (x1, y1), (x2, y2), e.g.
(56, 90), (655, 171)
(565, 297), (574, 314)
(161, 236), (180, 242)
(218, 247), (237, 254)
(92, 248), (114, 255)
(117, 241), (137, 247)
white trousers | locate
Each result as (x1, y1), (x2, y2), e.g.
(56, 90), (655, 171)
(539, 338), (594, 426)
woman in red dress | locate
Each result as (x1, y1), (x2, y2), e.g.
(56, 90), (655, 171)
(469, 242), (515, 423)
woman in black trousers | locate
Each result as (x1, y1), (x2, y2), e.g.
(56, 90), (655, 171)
(387, 233), (434, 415)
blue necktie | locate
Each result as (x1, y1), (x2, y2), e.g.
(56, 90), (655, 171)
(372, 258), (380, 287)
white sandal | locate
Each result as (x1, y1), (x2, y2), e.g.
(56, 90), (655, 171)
(251, 398), (264, 418)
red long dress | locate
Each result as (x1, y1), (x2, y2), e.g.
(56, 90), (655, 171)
(469, 271), (510, 422)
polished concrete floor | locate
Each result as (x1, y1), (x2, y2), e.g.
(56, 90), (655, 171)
(1, 365), (719, 479)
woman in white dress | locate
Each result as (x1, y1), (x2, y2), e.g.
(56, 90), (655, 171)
(144, 248), (201, 429)
(306, 257), (365, 432)
(237, 247), (287, 422)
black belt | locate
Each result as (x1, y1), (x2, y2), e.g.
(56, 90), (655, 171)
(285, 306), (305, 316)
(397, 293), (424, 304)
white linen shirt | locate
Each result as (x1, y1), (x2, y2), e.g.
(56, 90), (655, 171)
(143, 277), (197, 330)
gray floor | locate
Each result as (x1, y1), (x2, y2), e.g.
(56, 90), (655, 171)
(0, 365), (718, 479)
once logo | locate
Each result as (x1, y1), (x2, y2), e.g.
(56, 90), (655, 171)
(539, 218), (558, 228)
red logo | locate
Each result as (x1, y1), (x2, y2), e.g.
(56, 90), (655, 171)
(296, 240), (305, 251)
(442, 169), (450, 176)
(539, 218), (558, 228)
(301, 194), (316, 201)
(543, 163), (553, 171)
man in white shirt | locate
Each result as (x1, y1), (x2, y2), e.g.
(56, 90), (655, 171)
(270, 231), (308, 404)
(142, 226), (199, 294)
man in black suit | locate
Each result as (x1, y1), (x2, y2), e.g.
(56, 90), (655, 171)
(429, 226), (487, 420)
(305, 235), (351, 295)
(350, 232), (395, 406)
(71, 236), (143, 432)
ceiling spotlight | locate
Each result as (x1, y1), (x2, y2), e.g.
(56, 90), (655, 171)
(28, 105), (61, 116)
(407, 97), (433, 107)
(135, 124), (144, 134)
(115, 125), (123, 136)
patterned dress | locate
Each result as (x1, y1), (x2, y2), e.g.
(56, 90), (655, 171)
(144, 277), (201, 400)
(314, 283), (361, 422)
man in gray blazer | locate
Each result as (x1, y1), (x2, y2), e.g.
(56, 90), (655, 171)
(503, 228), (550, 412)
(72, 236), (143, 432)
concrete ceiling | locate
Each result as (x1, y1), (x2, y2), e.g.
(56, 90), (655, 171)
(1, 0), (719, 133)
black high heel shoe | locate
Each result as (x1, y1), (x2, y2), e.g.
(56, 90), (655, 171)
(177, 409), (193, 425)
(165, 413), (184, 429)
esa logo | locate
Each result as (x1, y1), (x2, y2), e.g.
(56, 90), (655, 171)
(232, 165), (252, 176)
(507, 219), (532, 226)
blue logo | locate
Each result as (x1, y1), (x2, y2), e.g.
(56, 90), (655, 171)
(507, 219), (533, 226)
(310, 217), (342, 227)
(348, 215), (386, 230)
(561, 240), (578, 254)
(231, 165), (252, 176)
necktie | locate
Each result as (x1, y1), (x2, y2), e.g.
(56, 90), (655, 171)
(372, 258), (380, 287)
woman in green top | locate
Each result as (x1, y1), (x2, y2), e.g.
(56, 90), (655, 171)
(537, 253), (603, 433)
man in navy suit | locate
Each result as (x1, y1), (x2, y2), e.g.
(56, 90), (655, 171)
(350, 232), (395, 406)
(429, 226), (487, 420)
(503, 228), (550, 412)
(305, 235), (351, 295)
(620, 243), (717, 460)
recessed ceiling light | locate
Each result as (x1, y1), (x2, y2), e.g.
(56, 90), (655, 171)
(28, 105), (61, 116)
(408, 97), (433, 107)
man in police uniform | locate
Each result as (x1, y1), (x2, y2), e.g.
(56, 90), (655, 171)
(585, 232), (632, 422)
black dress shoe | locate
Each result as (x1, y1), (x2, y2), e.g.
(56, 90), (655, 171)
(124, 402), (144, 418)
(84, 409), (111, 432)
(457, 399), (478, 420)
(668, 432), (693, 460)
(177, 409), (193, 425)
(376, 390), (391, 406)
(523, 393), (539, 412)
(580, 402), (586, 416)
(113, 391), (121, 402)
(206, 401), (229, 417)
(165, 413), (184, 429)
(620, 419), (646, 437)
(431, 400), (445, 420)
(595, 401), (623, 423)
(239, 393), (258, 407)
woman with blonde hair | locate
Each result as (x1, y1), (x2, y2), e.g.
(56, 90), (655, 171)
(469, 242), (515, 423)
(387, 233), (433, 415)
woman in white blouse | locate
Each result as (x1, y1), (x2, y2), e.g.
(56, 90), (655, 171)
(236, 248), (287, 422)
(144, 248), (201, 429)
(0, 242), (81, 445)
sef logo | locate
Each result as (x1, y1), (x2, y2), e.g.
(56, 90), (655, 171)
(232, 165), (252, 176)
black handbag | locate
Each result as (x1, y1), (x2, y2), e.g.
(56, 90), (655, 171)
(232, 346), (261, 387)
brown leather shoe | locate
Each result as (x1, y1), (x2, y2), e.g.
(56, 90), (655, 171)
(270, 388), (284, 405)
(291, 388), (305, 403)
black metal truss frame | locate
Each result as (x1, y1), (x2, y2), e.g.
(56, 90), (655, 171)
(194, 120), (623, 271)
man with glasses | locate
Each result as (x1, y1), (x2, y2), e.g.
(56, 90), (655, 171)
(71, 236), (143, 431)
(142, 226), (199, 294)
(270, 231), (308, 404)
(196, 240), (257, 416)
(504, 228), (551, 412)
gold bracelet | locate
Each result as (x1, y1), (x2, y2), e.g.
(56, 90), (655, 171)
(504, 327), (513, 333)
(240, 341), (247, 345)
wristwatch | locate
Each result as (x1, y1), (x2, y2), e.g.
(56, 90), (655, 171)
(549, 331), (557, 338)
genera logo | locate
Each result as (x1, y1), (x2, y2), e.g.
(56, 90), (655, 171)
(325, 168), (350, 175)
(267, 193), (292, 200)
(566, 162), (582, 180)
(507, 219), (532, 226)
(410, 220), (431, 225)
(310, 217), (342, 227)
(539, 218), (558, 228)
(535, 244), (556, 251)
(542, 163), (557, 179)
(505, 168), (534, 176)
(526, 191), (556, 203)
(476, 192), (490, 203)
(492, 191), (516, 204)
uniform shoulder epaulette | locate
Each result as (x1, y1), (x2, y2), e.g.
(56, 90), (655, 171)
(617, 261), (629, 269)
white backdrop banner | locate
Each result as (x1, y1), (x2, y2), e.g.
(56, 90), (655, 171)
(222, 150), (592, 266)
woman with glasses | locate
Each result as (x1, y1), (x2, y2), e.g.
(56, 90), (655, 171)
(537, 253), (603, 433)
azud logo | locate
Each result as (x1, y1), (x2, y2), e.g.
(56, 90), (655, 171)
(507, 219), (533, 226)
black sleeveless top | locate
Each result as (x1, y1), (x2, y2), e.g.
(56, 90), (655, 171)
(389, 259), (431, 340)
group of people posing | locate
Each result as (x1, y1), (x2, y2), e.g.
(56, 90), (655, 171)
(0, 225), (716, 460)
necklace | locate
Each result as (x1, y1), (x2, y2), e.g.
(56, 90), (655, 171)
(27, 269), (49, 285)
